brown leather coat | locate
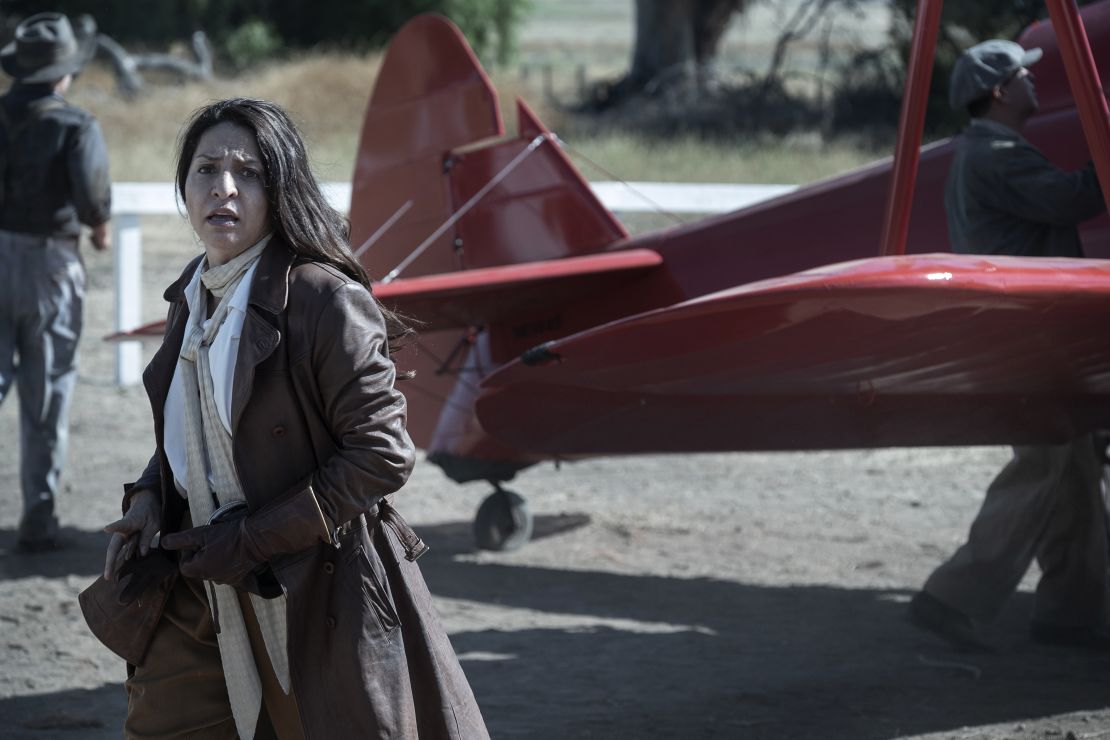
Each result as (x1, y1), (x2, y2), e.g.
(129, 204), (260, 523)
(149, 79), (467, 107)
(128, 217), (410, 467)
(126, 239), (489, 739)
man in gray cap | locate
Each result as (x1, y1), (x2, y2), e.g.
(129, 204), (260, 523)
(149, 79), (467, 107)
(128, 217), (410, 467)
(0, 12), (111, 551)
(908, 39), (1109, 650)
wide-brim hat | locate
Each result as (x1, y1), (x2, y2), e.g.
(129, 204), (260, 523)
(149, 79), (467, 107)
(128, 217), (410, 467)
(1, 12), (97, 84)
(949, 39), (1043, 111)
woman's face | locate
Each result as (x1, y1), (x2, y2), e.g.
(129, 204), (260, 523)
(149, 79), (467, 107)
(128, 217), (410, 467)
(184, 121), (271, 266)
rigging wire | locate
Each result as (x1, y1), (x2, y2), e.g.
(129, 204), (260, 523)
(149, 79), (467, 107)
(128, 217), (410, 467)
(380, 133), (551, 284)
(354, 199), (413, 258)
(552, 134), (686, 226)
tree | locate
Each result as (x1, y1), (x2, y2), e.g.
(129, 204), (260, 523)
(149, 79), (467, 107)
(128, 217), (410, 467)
(0, 0), (528, 70)
(608, 0), (746, 102)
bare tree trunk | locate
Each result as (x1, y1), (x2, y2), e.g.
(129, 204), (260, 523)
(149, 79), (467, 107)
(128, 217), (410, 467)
(693, 0), (744, 89)
(598, 0), (743, 106)
(627, 0), (698, 93)
(693, 0), (743, 65)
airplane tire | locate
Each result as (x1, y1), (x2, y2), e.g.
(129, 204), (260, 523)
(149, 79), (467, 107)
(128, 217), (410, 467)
(474, 487), (533, 551)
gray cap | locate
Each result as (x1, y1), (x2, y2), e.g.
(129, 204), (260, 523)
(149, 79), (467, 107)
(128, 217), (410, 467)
(949, 39), (1043, 111)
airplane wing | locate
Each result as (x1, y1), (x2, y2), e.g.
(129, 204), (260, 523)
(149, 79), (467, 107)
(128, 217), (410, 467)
(474, 253), (1110, 453)
(104, 321), (167, 341)
(374, 248), (662, 331)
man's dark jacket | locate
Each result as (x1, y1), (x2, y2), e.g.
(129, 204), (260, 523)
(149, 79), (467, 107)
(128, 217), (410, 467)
(0, 82), (110, 237)
(944, 119), (1104, 257)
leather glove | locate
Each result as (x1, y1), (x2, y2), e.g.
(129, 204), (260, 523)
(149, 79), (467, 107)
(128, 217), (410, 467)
(161, 516), (261, 586)
(161, 485), (332, 588)
(116, 546), (179, 606)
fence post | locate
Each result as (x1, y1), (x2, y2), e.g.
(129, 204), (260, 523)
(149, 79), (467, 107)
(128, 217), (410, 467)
(113, 213), (143, 386)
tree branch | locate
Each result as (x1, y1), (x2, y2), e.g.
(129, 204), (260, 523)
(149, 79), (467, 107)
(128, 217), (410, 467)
(94, 31), (213, 97)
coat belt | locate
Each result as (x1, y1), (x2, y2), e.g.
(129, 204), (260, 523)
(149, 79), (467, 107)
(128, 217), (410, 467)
(335, 496), (429, 562)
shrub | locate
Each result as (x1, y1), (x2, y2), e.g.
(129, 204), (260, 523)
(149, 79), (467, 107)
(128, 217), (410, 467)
(224, 19), (282, 70)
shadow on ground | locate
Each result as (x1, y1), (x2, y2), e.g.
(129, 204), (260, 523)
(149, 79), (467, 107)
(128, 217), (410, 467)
(412, 518), (1110, 740)
(0, 527), (109, 579)
(0, 686), (125, 740)
(2, 516), (1106, 739)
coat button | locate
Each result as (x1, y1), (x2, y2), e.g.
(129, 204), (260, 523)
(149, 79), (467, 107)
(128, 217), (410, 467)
(326, 616), (337, 629)
(271, 425), (286, 437)
(323, 561), (335, 574)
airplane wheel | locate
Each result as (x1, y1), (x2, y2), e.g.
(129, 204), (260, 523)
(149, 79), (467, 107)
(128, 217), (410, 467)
(473, 487), (533, 552)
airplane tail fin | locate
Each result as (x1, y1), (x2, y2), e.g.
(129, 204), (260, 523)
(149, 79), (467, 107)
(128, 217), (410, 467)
(350, 14), (629, 466)
(350, 14), (627, 285)
(349, 13), (502, 284)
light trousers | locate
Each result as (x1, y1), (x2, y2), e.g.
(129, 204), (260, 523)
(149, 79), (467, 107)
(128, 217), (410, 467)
(924, 437), (1108, 627)
(0, 230), (83, 543)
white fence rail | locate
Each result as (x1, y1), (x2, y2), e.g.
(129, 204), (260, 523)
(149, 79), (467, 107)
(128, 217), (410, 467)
(109, 180), (797, 385)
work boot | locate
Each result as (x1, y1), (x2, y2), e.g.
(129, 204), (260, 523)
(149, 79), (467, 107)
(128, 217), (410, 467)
(908, 591), (995, 653)
(16, 500), (60, 552)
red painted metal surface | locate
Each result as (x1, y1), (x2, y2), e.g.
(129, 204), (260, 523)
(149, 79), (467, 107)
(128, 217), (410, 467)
(348, 14), (671, 464)
(1045, 0), (1110, 216)
(333, 6), (1110, 482)
(104, 320), (166, 341)
(347, 14), (506, 452)
(374, 249), (662, 332)
(879, 0), (943, 257)
(1019, 1), (1110, 115)
(476, 254), (1110, 452)
(448, 100), (628, 270)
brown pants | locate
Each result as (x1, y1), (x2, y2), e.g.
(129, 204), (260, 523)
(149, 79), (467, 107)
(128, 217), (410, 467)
(124, 574), (306, 740)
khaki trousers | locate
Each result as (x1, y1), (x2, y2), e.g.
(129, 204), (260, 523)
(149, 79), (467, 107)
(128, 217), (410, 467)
(924, 437), (1108, 626)
(124, 573), (306, 740)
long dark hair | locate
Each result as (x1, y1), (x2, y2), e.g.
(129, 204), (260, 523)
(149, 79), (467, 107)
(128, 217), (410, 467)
(175, 97), (413, 350)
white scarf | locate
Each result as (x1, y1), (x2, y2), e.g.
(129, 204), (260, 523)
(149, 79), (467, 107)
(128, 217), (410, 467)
(178, 235), (289, 740)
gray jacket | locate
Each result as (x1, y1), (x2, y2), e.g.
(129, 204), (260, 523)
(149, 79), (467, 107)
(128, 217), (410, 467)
(944, 119), (1104, 257)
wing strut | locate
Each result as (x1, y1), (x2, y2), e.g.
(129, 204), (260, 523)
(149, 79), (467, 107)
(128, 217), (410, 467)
(1045, 0), (1110, 216)
(878, 0), (943, 257)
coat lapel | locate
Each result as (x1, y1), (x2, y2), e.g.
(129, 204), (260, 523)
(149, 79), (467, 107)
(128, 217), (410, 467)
(144, 255), (203, 426)
(230, 238), (295, 435)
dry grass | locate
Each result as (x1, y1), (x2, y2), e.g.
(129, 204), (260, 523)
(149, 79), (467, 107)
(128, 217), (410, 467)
(561, 132), (884, 185)
(66, 52), (881, 187)
(68, 52), (383, 182)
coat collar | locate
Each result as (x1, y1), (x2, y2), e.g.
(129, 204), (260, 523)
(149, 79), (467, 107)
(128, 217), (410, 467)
(966, 118), (1026, 145)
(163, 237), (296, 313)
(149, 237), (298, 436)
(247, 235), (296, 314)
(163, 253), (203, 304)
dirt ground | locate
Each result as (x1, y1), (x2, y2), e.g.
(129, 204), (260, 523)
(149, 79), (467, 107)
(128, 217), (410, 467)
(2, 220), (1109, 739)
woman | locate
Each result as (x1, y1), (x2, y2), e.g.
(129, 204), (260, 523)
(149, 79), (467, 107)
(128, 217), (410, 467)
(98, 98), (489, 739)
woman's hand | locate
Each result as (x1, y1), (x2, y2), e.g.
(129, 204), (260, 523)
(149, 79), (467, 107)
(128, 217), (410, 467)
(161, 518), (260, 585)
(103, 489), (160, 581)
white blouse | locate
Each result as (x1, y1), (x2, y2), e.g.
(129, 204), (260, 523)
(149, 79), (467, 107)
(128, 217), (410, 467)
(162, 258), (260, 492)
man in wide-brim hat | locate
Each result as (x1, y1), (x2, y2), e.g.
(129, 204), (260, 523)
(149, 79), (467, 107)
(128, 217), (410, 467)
(0, 11), (112, 552)
(0, 11), (97, 83)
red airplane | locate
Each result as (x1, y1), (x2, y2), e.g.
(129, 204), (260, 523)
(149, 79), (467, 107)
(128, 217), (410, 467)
(349, 2), (1110, 550)
(117, 2), (1110, 550)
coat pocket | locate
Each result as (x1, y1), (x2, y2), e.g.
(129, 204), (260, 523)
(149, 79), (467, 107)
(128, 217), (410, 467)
(343, 543), (401, 636)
